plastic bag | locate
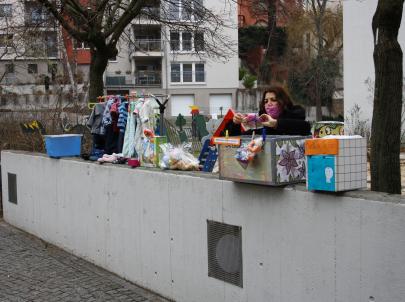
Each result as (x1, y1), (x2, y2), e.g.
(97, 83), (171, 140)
(141, 137), (155, 165)
(159, 143), (200, 171)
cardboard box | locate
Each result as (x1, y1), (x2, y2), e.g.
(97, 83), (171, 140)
(219, 135), (310, 186)
(306, 136), (367, 191)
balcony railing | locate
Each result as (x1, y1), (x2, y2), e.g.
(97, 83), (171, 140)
(135, 71), (161, 86)
(132, 39), (162, 53)
(105, 75), (132, 87)
(105, 71), (162, 87)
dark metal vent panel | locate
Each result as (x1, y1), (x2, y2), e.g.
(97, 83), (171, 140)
(8, 173), (17, 204)
(207, 220), (243, 287)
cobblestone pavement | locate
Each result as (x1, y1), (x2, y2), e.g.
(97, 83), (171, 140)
(0, 220), (170, 302)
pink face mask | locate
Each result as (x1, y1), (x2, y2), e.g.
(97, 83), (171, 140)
(265, 104), (282, 119)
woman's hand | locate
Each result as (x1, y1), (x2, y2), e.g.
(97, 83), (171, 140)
(233, 113), (246, 124)
(259, 114), (277, 128)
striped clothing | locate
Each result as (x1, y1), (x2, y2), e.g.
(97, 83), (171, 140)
(118, 101), (128, 133)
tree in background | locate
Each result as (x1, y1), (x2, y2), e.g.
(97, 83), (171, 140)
(285, 1), (342, 119)
(36, 0), (236, 103)
(370, 0), (404, 194)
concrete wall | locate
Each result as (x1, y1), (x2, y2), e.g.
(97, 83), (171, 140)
(2, 150), (405, 302)
(343, 0), (405, 130)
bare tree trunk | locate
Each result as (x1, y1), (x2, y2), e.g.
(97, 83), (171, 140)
(89, 49), (109, 102)
(370, 0), (404, 194)
(61, 41), (78, 109)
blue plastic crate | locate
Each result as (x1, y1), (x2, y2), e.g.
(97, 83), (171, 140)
(44, 134), (82, 158)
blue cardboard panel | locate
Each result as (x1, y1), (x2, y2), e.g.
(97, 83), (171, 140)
(307, 155), (336, 191)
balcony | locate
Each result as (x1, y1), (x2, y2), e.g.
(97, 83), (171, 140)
(134, 70), (161, 87)
(130, 39), (163, 57)
(105, 71), (162, 88)
(105, 74), (133, 87)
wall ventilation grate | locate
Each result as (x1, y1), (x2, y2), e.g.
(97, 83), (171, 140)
(207, 220), (243, 287)
(8, 173), (17, 204)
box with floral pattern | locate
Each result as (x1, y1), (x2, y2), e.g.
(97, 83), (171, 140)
(218, 135), (311, 186)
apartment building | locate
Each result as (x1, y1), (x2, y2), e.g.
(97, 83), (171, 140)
(104, 0), (239, 117)
(0, 0), (61, 89)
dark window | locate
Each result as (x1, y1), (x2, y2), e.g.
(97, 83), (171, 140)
(194, 32), (204, 51)
(48, 63), (57, 74)
(170, 32), (180, 51)
(0, 4), (12, 17)
(171, 64), (181, 82)
(45, 32), (57, 57)
(182, 32), (192, 51)
(183, 64), (192, 82)
(195, 63), (205, 82)
(28, 64), (38, 74)
(0, 34), (12, 48)
(5, 63), (14, 74)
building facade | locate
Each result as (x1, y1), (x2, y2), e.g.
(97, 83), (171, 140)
(0, 0), (62, 90)
(104, 0), (239, 117)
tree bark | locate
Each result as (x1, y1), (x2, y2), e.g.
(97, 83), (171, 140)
(370, 0), (404, 194)
(89, 49), (110, 102)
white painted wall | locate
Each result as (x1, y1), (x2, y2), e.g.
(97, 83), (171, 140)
(344, 0), (405, 129)
(2, 150), (405, 302)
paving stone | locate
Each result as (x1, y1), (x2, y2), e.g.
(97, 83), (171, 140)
(0, 220), (170, 302)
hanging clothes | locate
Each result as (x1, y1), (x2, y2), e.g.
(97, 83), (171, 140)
(102, 96), (121, 154)
(86, 102), (106, 135)
(117, 101), (128, 153)
(122, 101), (138, 158)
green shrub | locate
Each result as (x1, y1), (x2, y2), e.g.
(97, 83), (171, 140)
(239, 67), (248, 81)
(243, 73), (257, 89)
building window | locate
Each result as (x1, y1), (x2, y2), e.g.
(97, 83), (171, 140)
(169, 0), (203, 22)
(0, 34), (13, 48)
(171, 63), (181, 82)
(182, 32), (192, 51)
(73, 39), (90, 49)
(183, 63), (192, 82)
(0, 4), (12, 17)
(45, 32), (57, 57)
(170, 62), (205, 84)
(170, 32), (180, 51)
(194, 31), (204, 51)
(28, 64), (38, 74)
(170, 31), (204, 52)
(5, 63), (14, 74)
(195, 63), (205, 82)
(48, 63), (57, 74)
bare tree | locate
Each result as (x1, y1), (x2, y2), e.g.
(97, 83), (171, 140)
(370, 0), (404, 194)
(34, 0), (237, 103)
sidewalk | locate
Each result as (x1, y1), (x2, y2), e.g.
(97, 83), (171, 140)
(0, 220), (169, 302)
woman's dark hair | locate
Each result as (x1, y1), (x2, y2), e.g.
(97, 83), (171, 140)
(259, 86), (294, 115)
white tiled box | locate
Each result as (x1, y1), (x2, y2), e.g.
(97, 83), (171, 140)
(306, 136), (367, 192)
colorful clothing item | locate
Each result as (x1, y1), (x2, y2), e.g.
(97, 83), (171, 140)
(117, 101), (129, 133)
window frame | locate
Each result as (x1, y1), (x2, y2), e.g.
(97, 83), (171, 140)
(28, 64), (38, 74)
(0, 4), (12, 18)
(5, 63), (14, 74)
(168, 0), (203, 22)
(0, 34), (13, 48)
(170, 31), (204, 53)
(170, 62), (205, 84)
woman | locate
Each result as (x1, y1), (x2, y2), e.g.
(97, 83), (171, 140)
(228, 86), (311, 136)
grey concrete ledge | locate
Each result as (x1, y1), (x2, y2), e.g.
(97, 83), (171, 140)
(2, 149), (404, 205)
